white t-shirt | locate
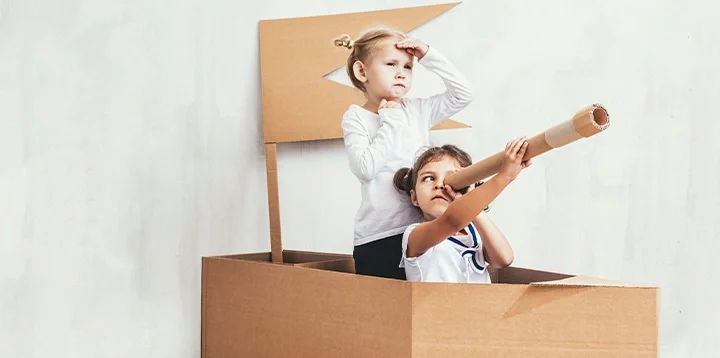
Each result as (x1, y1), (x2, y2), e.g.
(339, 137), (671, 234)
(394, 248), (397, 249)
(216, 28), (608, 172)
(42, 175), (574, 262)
(399, 222), (492, 284)
(341, 46), (474, 246)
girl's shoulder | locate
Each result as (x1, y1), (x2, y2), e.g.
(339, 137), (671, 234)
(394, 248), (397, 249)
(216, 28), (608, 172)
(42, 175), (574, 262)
(401, 222), (422, 246)
(342, 104), (374, 118)
(402, 222), (421, 237)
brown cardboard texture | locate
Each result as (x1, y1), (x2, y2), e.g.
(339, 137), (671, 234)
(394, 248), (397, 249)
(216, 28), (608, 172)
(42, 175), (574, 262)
(201, 3), (659, 357)
(259, 2), (470, 144)
(202, 255), (658, 357)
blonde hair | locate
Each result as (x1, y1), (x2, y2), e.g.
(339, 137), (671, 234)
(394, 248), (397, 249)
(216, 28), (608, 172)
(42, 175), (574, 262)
(332, 27), (408, 92)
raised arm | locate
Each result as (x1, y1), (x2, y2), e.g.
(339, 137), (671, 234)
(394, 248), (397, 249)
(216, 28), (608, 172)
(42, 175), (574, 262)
(406, 137), (530, 258)
(416, 46), (474, 127)
(405, 174), (512, 258)
(341, 107), (407, 182)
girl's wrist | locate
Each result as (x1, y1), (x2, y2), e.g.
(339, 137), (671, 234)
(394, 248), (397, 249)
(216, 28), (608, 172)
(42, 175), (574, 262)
(488, 174), (512, 188)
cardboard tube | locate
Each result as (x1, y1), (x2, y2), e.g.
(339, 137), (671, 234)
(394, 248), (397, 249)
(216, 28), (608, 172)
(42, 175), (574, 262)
(445, 104), (610, 189)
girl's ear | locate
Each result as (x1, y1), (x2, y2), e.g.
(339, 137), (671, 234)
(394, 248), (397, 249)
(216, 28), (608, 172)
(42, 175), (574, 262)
(352, 60), (368, 83)
(410, 190), (419, 207)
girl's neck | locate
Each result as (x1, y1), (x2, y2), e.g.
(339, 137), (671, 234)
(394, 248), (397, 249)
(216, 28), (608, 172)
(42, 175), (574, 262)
(362, 95), (401, 114)
(362, 100), (380, 114)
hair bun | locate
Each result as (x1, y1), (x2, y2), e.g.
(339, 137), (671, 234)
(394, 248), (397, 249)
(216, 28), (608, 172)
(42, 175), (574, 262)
(392, 167), (413, 194)
(333, 34), (354, 49)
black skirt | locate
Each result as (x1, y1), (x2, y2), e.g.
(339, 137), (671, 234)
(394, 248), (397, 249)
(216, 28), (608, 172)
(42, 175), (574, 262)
(353, 233), (406, 280)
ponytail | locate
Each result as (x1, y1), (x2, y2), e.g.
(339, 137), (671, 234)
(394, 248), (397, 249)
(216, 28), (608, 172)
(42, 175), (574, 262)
(393, 167), (414, 195)
(333, 34), (354, 50)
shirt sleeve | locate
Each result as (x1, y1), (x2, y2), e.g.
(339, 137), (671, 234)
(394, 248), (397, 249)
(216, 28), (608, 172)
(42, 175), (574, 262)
(415, 46), (474, 128)
(400, 223), (435, 270)
(341, 107), (407, 182)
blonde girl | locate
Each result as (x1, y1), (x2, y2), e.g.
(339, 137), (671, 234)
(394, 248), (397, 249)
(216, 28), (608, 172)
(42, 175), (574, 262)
(334, 27), (474, 279)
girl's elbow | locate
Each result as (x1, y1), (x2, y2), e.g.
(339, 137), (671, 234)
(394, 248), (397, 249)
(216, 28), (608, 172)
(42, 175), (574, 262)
(490, 252), (514, 269)
(350, 167), (373, 182)
(449, 94), (472, 108)
(463, 90), (474, 104)
(456, 87), (474, 105)
(358, 170), (374, 182)
(498, 255), (514, 268)
(353, 160), (377, 181)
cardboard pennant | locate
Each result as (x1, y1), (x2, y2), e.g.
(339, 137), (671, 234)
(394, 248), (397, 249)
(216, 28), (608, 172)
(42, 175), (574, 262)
(258, 1), (469, 144)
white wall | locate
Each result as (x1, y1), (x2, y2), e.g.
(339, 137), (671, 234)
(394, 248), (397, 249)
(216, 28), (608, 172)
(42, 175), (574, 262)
(1, 0), (718, 356)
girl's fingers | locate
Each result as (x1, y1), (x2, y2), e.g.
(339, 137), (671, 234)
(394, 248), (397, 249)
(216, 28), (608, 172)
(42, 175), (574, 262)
(515, 137), (529, 153)
(518, 141), (528, 157)
(510, 138), (522, 153)
(397, 40), (417, 49)
(510, 139), (525, 158)
(444, 185), (460, 199)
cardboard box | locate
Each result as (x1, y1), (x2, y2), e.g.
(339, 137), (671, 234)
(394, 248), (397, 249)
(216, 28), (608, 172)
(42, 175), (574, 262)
(201, 251), (658, 357)
(200, 4), (658, 357)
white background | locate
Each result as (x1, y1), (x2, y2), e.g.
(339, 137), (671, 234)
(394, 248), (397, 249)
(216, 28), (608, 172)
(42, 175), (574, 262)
(1, 0), (719, 356)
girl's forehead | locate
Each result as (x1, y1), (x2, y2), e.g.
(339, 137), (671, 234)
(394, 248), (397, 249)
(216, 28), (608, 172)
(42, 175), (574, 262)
(373, 40), (412, 60)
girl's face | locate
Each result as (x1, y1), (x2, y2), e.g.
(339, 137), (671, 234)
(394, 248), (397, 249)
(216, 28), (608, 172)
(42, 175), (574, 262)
(411, 156), (464, 221)
(355, 39), (414, 101)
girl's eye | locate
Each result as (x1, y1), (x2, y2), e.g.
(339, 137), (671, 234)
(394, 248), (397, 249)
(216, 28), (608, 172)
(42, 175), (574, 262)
(422, 176), (434, 182)
(387, 63), (395, 66)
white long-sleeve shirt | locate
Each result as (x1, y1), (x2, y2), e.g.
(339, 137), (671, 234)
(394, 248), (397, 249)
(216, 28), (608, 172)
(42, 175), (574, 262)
(341, 46), (474, 246)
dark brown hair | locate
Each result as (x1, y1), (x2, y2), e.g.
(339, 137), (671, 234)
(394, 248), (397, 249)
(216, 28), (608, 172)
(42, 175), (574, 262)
(393, 144), (479, 195)
(393, 144), (490, 211)
(333, 27), (408, 92)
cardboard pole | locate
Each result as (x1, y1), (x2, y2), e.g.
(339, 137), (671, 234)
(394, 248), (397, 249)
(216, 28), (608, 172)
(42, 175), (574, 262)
(264, 143), (283, 263)
(445, 104), (610, 189)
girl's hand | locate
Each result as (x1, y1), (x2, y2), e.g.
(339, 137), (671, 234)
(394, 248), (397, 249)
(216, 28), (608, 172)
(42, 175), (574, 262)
(444, 184), (463, 202)
(445, 183), (490, 212)
(444, 182), (474, 202)
(395, 38), (429, 60)
(379, 99), (401, 110)
(499, 136), (533, 181)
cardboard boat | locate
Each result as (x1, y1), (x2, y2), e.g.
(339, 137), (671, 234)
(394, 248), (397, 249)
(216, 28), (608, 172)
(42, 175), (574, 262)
(201, 3), (659, 357)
